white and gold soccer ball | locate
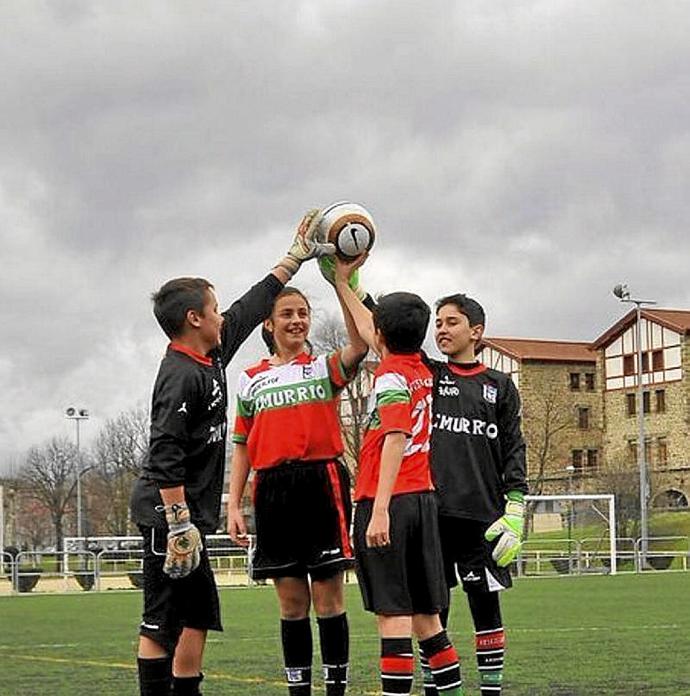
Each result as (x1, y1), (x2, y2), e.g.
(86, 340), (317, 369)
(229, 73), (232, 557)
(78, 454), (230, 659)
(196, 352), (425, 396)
(318, 201), (376, 259)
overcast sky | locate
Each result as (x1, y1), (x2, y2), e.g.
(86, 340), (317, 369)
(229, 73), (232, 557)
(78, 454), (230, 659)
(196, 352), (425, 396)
(1, 1), (689, 472)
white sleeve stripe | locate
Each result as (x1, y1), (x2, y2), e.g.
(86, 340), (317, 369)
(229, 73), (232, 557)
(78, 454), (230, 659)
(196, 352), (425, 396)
(375, 372), (409, 395)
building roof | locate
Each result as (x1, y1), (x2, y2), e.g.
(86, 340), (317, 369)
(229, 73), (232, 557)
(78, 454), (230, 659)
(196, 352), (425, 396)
(592, 308), (690, 349)
(481, 337), (596, 364)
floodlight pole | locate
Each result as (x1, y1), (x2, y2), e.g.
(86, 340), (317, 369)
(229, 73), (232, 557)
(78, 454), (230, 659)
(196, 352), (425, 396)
(65, 408), (89, 542)
(612, 285), (656, 567)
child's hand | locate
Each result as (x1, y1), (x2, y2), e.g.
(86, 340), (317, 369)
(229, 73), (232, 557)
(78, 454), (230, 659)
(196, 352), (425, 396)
(366, 507), (390, 548)
(334, 252), (368, 284)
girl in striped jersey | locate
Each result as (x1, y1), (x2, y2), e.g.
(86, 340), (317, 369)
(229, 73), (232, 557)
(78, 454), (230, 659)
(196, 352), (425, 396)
(226, 286), (367, 696)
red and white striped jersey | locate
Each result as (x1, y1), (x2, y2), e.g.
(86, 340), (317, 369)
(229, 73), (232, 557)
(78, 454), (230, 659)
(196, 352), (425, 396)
(232, 351), (353, 470)
(354, 352), (434, 501)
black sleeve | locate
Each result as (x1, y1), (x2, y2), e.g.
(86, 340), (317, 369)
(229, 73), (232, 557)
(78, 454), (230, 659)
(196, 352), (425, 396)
(220, 273), (284, 367)
(421, 351), (442, 377)
(147, 367), (201, 487)
(362, 293), (377, 313)
(498, 377), (529, 496)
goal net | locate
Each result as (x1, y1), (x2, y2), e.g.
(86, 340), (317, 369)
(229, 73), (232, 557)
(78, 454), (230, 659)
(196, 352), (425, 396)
(519, 494), (620, 576)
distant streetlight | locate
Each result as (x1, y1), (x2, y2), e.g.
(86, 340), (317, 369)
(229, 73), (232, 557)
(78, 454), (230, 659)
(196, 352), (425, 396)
(565, 464), (576, 571)
(612, 284), (656, 565)
(65, 407), (89, 540)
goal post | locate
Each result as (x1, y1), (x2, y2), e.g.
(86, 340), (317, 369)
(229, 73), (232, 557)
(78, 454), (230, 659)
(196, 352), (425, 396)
(523, 494), (617, 575)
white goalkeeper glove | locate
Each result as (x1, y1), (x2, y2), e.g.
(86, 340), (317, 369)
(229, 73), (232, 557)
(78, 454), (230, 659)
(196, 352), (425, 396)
(484, 492), (525, 567)
(275, 209), (336, 279)
(163, 502), (202, 579)
(317, 255), (368, 301)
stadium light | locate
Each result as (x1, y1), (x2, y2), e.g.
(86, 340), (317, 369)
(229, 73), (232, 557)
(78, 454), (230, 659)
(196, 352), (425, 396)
(612, 284), (656, 566)
(65, 407), (89, 542)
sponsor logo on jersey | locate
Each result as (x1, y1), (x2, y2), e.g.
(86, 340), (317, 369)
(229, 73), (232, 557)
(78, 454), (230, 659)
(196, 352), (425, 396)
(254, 379), (330, 413)
(483, 384), (498, 404)
(440, 374), (456, 386)
(438, 385), (460, 397)
(433, 413), (499, 439)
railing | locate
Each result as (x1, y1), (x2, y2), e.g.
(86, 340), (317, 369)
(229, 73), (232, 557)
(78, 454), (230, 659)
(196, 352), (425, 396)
(515, 535), (689, 576)
(3, 533), (689, 592)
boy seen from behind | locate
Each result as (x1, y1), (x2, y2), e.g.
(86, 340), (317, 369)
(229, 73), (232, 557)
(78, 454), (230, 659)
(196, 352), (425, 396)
(332, 260), (464, 696)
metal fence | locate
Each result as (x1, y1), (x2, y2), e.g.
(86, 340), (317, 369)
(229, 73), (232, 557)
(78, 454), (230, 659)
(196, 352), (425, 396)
(515, 535), (689, 576)
(2, 534), (689, 593)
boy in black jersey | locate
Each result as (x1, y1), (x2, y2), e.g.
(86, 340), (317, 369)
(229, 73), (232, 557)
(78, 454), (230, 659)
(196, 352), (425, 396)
(130, 211), (332, 696)
(427, 294), (527, 696)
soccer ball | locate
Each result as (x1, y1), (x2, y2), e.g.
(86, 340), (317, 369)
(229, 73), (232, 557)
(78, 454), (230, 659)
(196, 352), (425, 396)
(318, 202), (376, 259)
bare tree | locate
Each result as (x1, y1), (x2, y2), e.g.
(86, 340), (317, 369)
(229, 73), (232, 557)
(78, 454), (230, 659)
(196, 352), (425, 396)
(596, 455), (646, 539)
(522, 385), (574, 538)
(523, 385), (574, 497)
(19, 437), (78, 553)
(90, 406), (149, 535)
(311, 313), (374, 476)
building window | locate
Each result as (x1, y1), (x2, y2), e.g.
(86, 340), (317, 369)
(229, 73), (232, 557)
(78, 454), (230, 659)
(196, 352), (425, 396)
(645, 439), (653, 465)
(572, 449), (584, 471)
(627, 440), (637, 464)
(586, 449), (599, 471)
(585, 373), (595, 391)
(578, 407), (590, 430)
(623, 355), (635, 376)
(569, 373), (580, 391)
(652, 349), (664, 372)
(641, 352), (650, 373)
(643, 391), (651, 414)
(626, 393), (636, 417)
(658, 438), (668, 466)
(656, 389), (666, 413)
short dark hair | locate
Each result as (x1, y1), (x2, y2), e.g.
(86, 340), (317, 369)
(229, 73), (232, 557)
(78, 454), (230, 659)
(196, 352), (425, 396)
(152, 277), (214, 339)
(436, 293), (485, 327)
(261, 286), (311, 355)
(373, 292), (430, 354)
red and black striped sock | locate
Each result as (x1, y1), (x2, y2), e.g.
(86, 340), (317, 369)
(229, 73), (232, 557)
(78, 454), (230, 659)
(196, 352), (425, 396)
(381, 637), (414, 696)
(419, 631), (463, 695)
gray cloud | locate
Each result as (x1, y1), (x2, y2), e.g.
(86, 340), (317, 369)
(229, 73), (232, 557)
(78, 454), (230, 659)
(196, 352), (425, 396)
(1, 1), (689, 467)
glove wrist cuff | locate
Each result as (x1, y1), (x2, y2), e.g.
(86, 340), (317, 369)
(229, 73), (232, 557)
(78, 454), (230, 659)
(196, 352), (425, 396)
(274, 256), (300, 279)
(165, 502), (193, 534)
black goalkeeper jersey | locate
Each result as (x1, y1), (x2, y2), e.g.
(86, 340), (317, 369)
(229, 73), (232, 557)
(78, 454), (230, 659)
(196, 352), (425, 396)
(427, 358), (527, 524)
(130, 273), (283, 533)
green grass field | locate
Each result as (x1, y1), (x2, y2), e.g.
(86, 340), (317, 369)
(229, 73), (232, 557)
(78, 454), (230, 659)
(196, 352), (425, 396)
(1, 573), (689, 696)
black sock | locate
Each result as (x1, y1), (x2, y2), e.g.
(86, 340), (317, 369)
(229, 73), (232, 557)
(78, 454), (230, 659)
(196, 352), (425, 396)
(172, 672), (204, 695)
(381, 637), (414, 696)
(137, 656), (172, 696)
(281, 617), (313, 696)
(317, 613), (349, 696)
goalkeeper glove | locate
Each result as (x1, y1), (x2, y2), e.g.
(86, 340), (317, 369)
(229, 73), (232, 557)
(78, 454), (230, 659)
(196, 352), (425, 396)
(318, 255), (367, 301)
(163, 502), (202, 579)
(276, 209), (336, 279)
(484, 491), (525, 567)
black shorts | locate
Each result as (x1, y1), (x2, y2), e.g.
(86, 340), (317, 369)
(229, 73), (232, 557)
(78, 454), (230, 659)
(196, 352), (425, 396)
(438, 516), (512, 594)
(354, 491), (447, 616)
(252, 460), (355, 580)
(138, 526), (222, 654)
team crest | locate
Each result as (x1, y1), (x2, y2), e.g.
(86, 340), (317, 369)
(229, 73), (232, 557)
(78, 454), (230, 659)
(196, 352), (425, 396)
(483, 384), (498, 404)
(302, 364), (314, 379)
